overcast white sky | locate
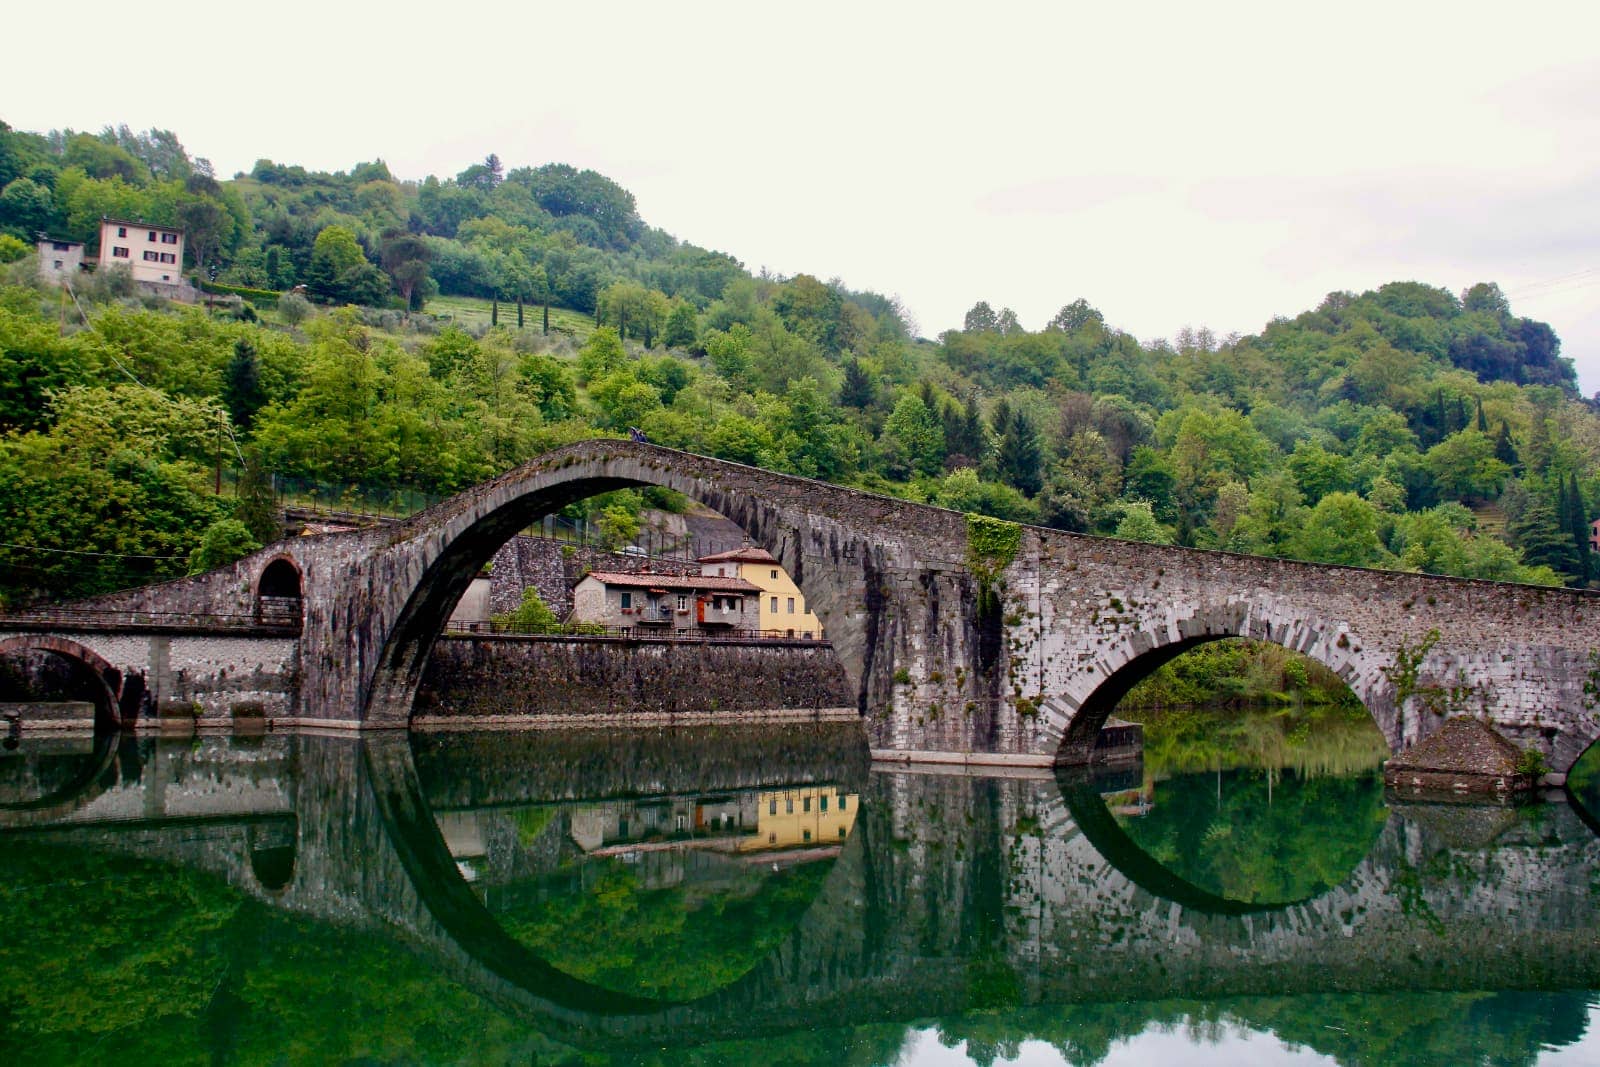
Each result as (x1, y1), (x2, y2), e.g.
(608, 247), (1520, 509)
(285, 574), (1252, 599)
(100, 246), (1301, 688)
(7, 1), (1599, 388)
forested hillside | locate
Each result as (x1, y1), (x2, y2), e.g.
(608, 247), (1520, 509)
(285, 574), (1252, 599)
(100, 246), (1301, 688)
(1, 121), (1595, 607)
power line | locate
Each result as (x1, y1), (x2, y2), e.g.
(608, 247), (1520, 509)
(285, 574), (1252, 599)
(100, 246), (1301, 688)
(0, 541), (188, 560)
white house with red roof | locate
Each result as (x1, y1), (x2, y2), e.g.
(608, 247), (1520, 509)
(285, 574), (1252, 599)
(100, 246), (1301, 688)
(570, 570), (763, 632)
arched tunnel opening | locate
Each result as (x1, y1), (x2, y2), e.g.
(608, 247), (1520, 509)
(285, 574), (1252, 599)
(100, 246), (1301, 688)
(1061, 636), (1390, 909)
(397, 483), (857, 727)
(0, 644), (122, 814)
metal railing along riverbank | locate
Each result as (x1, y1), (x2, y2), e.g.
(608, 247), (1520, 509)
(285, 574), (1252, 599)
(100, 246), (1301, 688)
(0, 606), (300, 632)
(443, 622), (826, 644)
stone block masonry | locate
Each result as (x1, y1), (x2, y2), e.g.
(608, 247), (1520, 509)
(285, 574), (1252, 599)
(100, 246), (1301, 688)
(415, 634), (854, 723)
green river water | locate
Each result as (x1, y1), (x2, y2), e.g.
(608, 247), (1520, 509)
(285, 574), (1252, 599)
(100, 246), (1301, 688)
(2, 703), (1598, 1065)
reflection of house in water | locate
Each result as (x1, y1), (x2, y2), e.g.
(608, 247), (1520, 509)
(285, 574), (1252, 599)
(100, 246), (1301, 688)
(567, 784), (858, 861)
(435, 811), (489, 882)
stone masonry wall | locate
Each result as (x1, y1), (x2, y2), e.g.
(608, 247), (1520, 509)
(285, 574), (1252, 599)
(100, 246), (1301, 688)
(415, 634), (853, 720)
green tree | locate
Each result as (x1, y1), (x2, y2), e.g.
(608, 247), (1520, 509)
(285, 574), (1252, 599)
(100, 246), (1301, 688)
(576, 325), (626, 384)
(1290, 492), (1389, 567)
(378, 229), (433, 309)
(1113, 500), (1175, 544)
(883, 392), (945, 478)
(995, 408), (1043, 496)
(187, 519), (260, 573)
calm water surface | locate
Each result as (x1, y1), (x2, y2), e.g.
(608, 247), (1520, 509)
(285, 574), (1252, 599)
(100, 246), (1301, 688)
(3, 709), (1599, 1065)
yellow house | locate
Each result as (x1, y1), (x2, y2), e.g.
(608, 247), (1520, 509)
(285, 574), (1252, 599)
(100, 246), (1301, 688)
(697, 545), (824, 638)
(736, 785), (858, 851)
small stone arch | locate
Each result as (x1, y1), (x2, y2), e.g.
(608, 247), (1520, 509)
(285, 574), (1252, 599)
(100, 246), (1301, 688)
(256, 556), (303, 627)
(247, 818), (298, 893)
(1043, 601), (1395, 764)
(0, 635), (126, 730)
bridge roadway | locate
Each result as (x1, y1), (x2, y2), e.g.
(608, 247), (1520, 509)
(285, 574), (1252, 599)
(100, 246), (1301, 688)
(3, 727), (1598, 1052)
(4, 439), (1600, 768)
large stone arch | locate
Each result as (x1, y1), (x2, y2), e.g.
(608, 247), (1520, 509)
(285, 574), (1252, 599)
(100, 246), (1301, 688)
(1038, 599), (1399, 763)
(338, 441), (970, 726)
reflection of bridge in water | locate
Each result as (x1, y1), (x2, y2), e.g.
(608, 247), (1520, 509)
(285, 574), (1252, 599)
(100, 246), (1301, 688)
(3, 725), (1599, 1051)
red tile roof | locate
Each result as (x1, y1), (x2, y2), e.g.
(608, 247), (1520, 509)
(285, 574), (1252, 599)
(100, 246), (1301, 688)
(582, 571), (762, 594)
(697, 546), (778, 564)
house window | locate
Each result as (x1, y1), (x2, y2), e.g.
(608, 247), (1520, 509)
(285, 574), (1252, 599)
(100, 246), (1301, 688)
(839, 796), (847, 811)
(116, 226), (127, 237)
(803, 796), (811, 813)
(161, 232), (178, 244)
(159, 253), (175, 264)
(787, 597), (795, 614)
(770, 596), (778, 613)
(770, 569), (778, 579)
(768, 832), (776, 844)
(143, 250), (159, 261)
(820, 795), (828, 813)
(838, 826), (846, 839)
(148, 230), (157, 241)
(769, 798), (777, 815)
(160, 275), (170, 281)
(52, 260), (62, 269)
(621, 592), (632, 609)
(803, 829), (811, 842)
(111, 246), (129, 258)
(786, 797), (793, 814)
(52, 242), (71, 251)
(677, 595), (688, 612)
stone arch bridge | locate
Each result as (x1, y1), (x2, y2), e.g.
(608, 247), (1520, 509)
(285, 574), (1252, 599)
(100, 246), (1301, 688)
(4, 439), (1599, 769)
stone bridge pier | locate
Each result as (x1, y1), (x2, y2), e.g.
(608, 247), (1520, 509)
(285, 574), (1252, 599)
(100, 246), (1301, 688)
(5, 440), (1600, 770)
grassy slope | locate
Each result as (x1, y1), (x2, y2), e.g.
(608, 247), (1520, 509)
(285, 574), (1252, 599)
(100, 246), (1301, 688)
(427, 294), (595, 341)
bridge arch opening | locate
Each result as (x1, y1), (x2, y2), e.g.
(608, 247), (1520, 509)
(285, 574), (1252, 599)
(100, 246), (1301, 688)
(0, 637), (124, 733)
(256, 557), (303, 626)
(372, 457), (857, 725)
(1053, 636), (1390, 910)
(1054, 628), (1393, 765)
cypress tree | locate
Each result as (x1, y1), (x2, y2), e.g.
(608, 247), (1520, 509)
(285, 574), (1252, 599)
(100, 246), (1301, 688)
(222, 339), (266, 432)
(517, 298), (524, 329)
(1494, 421), (1519, 471)
(1476, 396), (1488, 433)
(491, 297), (498, 327)
(234, 452), (281, 546)
(1568, 472), (1591, 583)
(543, 302), (550, 335)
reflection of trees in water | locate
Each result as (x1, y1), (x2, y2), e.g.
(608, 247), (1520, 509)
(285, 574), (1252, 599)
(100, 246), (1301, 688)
(927, 990), (1595, 1067)
(490, 850), (835, 1001)
(1126, 702), (1390, 778)
(0, 842), (550, 1064)
(1112, 767), (1388, 904)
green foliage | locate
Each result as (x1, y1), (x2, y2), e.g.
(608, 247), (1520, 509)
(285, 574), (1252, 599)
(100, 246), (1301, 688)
(1384, 628), (1441, 708)
(186, 518), (260, 573)
(492, 586), (561, 633)
(199, 279), (280, 306)
(964, 512), (1022, 585)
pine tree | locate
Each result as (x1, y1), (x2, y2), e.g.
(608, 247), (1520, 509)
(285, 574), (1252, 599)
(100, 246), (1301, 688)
(840, 358), (875, 409)
(997, 409), (1043, 496)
